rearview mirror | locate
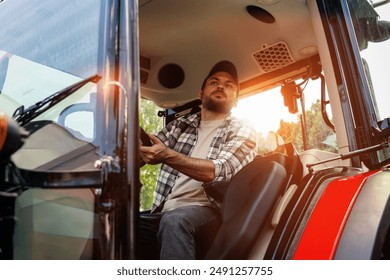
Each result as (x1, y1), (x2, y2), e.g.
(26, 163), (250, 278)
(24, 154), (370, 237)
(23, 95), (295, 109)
(351, 0), (390, 50)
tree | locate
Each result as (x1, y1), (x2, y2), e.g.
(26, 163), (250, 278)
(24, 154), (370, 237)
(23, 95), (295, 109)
(305, 100), (335, 151)
(278, 118), (303, 151)
(277, 99), (335, 153)
(139, 98), (163, 210)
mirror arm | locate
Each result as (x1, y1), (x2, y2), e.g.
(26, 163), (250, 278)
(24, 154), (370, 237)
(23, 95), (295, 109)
(372, 0), (390, 8)
(319, 74), (335, 132)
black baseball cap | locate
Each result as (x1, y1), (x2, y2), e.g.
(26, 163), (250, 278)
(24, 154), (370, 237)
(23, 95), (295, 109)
(201, 60), (239, 90)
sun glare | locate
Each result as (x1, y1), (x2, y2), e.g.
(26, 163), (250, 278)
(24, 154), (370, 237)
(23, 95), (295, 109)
(232, 88), (298, 136)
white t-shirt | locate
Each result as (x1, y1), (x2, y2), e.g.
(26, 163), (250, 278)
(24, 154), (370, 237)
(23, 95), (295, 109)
(162, 119), (224, 212)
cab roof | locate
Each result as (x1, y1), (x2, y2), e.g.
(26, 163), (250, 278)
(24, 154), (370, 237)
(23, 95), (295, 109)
(139, 0), (319, 108)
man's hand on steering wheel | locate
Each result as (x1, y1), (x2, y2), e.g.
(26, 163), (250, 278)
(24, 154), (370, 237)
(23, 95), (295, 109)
(140, 133), (169, 165)
(140, 126), (153, 147)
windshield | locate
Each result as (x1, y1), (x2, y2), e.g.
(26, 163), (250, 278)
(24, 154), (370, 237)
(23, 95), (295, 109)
(0, 0), (101, 140)
(0, 0), (109, 260)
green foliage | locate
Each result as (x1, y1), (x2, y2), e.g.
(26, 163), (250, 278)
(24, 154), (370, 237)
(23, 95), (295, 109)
(278, 118), (303, 151)
(139, 98), (163, 211)
(277, 99), (335, 153)
(305, 100), (333, 150)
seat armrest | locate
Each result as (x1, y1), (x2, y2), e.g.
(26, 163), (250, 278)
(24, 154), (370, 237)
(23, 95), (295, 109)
(203, 180), (230, 203)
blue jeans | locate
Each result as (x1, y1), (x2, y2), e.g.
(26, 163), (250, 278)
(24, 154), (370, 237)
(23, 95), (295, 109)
(139, 205), (221, 259)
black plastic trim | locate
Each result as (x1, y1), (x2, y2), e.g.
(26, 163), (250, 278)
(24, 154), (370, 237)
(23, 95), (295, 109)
(334, 170), (390, 259)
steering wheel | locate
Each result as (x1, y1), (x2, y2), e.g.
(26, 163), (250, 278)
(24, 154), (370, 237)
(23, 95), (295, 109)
(140, 126), (153, 146)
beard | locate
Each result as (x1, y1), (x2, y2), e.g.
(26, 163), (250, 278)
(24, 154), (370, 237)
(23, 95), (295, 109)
(201, 91), (234, 114)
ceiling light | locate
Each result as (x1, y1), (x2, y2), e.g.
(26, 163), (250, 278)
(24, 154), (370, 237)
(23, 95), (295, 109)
(160, 102), (178, 109)
(257, 0), (280, 5)
(299, 46), (318, 56)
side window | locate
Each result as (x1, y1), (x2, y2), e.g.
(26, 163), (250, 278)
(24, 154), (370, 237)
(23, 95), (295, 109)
(359, 4), (390, 121)
(348, 0), (390, 165)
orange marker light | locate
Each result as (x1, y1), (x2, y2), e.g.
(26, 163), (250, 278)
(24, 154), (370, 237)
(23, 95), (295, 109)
(0, 112), (8, 151)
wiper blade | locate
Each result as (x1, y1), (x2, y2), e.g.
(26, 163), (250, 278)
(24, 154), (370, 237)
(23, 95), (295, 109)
(13, 74), (101, 126)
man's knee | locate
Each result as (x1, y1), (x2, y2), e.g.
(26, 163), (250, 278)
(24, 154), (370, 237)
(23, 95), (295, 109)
(158, 209), (194, 235)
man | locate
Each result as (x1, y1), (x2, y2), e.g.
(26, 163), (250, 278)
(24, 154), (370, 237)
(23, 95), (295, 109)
(140, 60), (257, 259)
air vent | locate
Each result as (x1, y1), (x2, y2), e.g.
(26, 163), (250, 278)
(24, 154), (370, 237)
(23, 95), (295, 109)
(252, 42), (295, 73)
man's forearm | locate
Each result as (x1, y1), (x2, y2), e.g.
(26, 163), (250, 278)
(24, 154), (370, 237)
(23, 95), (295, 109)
(164, 149), (215, 182)
(140, 134), (215, 182)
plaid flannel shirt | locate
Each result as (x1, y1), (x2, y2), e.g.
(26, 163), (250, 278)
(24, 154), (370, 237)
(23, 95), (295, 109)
(151, 112), (257, 212)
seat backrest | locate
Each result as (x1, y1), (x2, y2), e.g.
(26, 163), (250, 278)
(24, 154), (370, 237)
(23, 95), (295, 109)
(205, 154), (288, 259)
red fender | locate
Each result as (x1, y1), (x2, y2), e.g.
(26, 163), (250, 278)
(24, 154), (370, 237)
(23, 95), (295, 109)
(293, 170), (379, 260)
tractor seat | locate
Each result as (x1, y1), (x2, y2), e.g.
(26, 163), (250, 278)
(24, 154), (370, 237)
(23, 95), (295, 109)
(204, 144), (302, 259)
